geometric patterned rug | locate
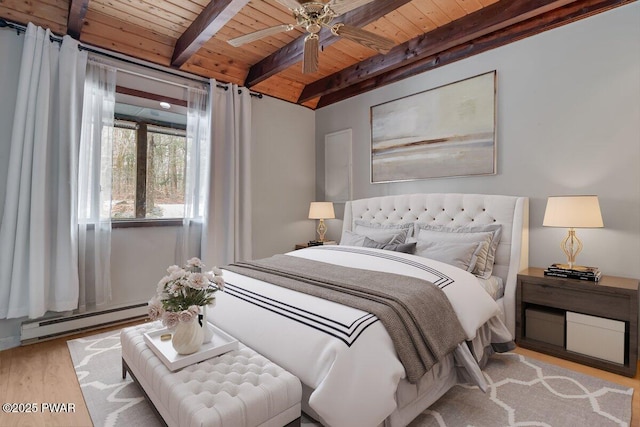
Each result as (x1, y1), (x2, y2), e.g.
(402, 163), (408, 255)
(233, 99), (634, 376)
(410, 352), (633, 427)
(67, 329), (633, 427)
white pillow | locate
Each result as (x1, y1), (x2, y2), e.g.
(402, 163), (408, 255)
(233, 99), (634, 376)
(414, 223), (502, 278)
(353, 220), (413, 243)
(339, 230), (405, 246)
(415, 241), (484, 272)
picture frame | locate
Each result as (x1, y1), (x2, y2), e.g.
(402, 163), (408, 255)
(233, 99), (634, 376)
(370, 71), (496, 183)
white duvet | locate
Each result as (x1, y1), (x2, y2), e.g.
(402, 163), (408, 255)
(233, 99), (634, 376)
(208, 246), (504, 427)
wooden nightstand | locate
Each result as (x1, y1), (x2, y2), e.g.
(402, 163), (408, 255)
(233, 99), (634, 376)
(294, 241), (337, 250)
(516, 267), (638, 377)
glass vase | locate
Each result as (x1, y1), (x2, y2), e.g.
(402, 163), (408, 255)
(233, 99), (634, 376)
(201, 304), (214, 344)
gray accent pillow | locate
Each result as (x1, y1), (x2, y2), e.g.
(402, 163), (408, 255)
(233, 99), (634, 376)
(362, 237), (417, 254)
(414, 223), (502, 278)
(415, 241), (484, 272)
(340, 230), (405, 246)
(353, 220), (413, 243)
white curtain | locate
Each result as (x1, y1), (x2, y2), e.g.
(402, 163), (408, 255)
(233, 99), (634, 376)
(0, 24), (87, 319)
(77, 60), (116, 311)
(178, 86), (210, 262)
(202, 81), (252, 267)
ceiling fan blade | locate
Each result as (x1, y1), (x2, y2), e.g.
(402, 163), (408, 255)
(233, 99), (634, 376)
(302, 34), (319, 74)
(331, 23), (395, 54)
(275, 0), (303, 11)
(327, 0), (376, 16)
(227, 24), (295, 47)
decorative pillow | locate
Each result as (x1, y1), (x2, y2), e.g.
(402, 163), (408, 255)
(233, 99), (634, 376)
(477, 275), (505, 300)
(339, 230), (405, 247)
(414, 223), (502, 278)
(353, 220), (413, 243)
(415, 241), (484, 272)
(362, 237), (417, 254)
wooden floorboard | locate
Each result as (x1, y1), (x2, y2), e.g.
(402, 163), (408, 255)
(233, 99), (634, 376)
(0, 323), (637, 427)
(0, 320), (145, 427)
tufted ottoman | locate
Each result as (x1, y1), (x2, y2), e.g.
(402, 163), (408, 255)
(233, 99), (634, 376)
(120, 322), (302, 427)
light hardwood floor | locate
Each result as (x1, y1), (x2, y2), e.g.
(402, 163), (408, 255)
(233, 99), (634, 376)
(0, 322), (638, 427)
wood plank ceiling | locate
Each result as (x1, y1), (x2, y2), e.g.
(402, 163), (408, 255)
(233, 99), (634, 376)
(0, 0), (632, 109)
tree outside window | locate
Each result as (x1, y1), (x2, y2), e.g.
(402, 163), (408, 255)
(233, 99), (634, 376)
(111, 118), (187, 220)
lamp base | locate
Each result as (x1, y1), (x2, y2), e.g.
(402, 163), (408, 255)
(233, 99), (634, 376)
(316, 218), (327, 242)
(560, 228), (583, 270)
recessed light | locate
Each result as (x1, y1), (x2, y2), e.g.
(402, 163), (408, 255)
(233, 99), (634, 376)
(159, 101), (171, 109)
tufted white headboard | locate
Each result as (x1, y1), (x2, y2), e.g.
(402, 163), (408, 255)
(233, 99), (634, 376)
(342, 193), (529, 338)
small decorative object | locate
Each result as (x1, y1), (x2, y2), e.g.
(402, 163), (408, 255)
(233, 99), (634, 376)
(147, 257), (225, 355)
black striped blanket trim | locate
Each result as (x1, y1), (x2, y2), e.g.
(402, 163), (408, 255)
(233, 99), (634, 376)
(224, 282), (379, 347)
(305, 246), (455, 288)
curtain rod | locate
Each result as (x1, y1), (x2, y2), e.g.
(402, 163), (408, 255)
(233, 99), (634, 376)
(0, 18), (263, 99)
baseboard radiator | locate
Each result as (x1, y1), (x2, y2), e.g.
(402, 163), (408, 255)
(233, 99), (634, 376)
(20, 303), (149, 344)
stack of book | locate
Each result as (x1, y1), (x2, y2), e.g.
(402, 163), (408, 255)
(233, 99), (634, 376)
(307, 240), (337, 246)
(544, 264), (602, 282)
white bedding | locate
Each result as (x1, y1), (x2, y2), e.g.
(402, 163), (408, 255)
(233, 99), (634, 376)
(209, 245), (508, 427)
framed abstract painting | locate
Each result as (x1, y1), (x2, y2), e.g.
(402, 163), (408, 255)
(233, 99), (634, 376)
(370, 71), (496, 183)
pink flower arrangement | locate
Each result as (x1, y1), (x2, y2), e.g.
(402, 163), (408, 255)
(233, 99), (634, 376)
(147, 257), (224, 327)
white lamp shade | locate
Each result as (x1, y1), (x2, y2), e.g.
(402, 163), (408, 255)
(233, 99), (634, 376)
(308, 202), (335, 220)
(543, 195), (604, 228)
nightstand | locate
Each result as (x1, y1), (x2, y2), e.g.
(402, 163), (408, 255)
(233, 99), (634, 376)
(516, 267), (638, 377)
(294, 241), (337, 250)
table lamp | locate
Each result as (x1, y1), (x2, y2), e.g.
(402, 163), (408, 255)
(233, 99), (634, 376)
(542, 195), (603, 269)
(308, 202), (335, 242)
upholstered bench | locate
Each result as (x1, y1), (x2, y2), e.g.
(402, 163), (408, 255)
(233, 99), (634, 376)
(120, 322), (302, 427)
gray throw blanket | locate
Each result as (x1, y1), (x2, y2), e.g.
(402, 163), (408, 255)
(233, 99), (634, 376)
(225, 254), (466, 383)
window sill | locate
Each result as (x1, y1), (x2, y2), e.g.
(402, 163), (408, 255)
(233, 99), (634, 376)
(111, 219), (183, 228)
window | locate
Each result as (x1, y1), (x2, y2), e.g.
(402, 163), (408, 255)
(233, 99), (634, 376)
(111, 100), (187, 221)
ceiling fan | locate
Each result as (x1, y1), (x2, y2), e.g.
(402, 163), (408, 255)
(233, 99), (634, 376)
(227, 0), (395, 74)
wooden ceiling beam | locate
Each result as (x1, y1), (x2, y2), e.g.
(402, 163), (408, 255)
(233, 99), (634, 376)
(171, 0), (251, 67)
(244, 0), (414, 88)
(67, 0), (90, 39)
(298, 0), (593, 103)
(116, 86), (188, 108)
(315, 0), (632, 108)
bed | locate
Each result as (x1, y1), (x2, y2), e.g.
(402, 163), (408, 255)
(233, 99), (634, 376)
(209, 193), (529, 427)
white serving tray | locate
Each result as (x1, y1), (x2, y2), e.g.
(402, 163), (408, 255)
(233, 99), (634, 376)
(143, 322), (239, 371)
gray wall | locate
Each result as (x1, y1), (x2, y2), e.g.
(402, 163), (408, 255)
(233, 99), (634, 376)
(251, 96), (317, 258)
(315, 4), (640, 281)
